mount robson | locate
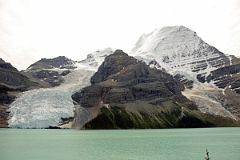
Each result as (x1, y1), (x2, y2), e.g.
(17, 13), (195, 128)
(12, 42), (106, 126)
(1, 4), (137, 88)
(1, 26), (240, 129)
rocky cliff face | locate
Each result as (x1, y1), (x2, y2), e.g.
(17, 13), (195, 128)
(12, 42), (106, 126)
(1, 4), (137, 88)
(204, 63), (240, 118)
(72, 50), (238, 129)
(73, 50), (185, 107)
(0, 58), (39, 127)
(27, 56), (76, 70)
(23, 56), (76, 87)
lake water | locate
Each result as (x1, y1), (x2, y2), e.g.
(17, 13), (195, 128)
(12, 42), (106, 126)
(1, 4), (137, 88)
(0, 128), (239, 160)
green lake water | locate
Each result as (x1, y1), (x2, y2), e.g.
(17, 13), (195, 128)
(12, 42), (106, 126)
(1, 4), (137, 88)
(0, 128), (239, 160)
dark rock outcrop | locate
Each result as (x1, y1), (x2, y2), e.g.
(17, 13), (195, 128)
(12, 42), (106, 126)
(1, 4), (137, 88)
(207, 63), (240, 88)
(174, 74), (193, 89)
(204, 62), (240, 119)
(72, 50), (238, 129)
(27, 56), (75, 70)
(73, 50), (186, 106)
(24, 56), (74, 87)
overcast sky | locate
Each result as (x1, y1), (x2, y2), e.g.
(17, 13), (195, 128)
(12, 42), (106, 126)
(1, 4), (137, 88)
(0, 0), (239, 70)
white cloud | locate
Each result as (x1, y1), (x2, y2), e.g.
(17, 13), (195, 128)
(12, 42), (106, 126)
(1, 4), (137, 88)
(0, 0), (239, 70)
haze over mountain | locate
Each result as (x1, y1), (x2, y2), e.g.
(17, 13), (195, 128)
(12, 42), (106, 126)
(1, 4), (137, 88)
(0, 0), (239, 70)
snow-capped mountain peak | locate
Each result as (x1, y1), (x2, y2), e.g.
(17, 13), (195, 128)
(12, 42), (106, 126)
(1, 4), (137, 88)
(132, 26), (198, 54)
(131, 26), (230, 81)
(130, 26), (240, 120)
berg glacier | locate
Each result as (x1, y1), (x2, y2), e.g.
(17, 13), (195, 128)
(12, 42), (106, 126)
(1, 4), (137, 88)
(8, 48), (113, 128)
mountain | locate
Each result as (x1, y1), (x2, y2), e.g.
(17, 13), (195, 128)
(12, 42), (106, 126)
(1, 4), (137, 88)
(131, 26), (236, 75)
(72, 50), (238, 129)
(27, 56), (76, 70)
(22, 56), (77, 87)
(0, 58), (40, 92)
(204, 63), (240, 118)
(131, 26), (240, 121)
(0, 58), (40, 127)
(23, 49), (114, 88)
(4, 26), (240, 129)
(7, 48), (113, 128)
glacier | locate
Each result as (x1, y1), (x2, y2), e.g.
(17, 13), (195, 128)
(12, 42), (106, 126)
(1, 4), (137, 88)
(8, 48), (113, 128)
(8, 68), (94, 128)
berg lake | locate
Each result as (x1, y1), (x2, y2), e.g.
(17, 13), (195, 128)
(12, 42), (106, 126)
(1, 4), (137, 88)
(0, 128), (239, 160)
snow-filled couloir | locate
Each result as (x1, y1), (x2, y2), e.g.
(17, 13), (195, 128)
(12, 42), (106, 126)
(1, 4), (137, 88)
(8, 48), (113, 128)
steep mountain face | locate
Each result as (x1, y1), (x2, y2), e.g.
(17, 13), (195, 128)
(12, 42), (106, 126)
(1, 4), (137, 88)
(205, 63), (240, 118)
(131, 26), (238, 76)
(0, 58), (39, 127)
(72, 50), (238, 129)
(131, 26), (240, 120)
(27, 56), (76, 70)
(8, 48), (113, 128)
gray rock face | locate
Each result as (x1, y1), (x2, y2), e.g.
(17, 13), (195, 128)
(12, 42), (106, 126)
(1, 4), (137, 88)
(0, 58), (18, 72)
(0, 59), (38, 90)
(28, 56), (76, 70)
(30, 70), (68, 87)
(25, 56), (74, 87)
(91, 50), (139, 84)
(203, 62), (240, 118)
(174, 74), (193, 89)
(207, 63), (240, 88)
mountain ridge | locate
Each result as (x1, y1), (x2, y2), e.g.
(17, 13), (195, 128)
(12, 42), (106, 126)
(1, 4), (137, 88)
(2, 25), (240, 128)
